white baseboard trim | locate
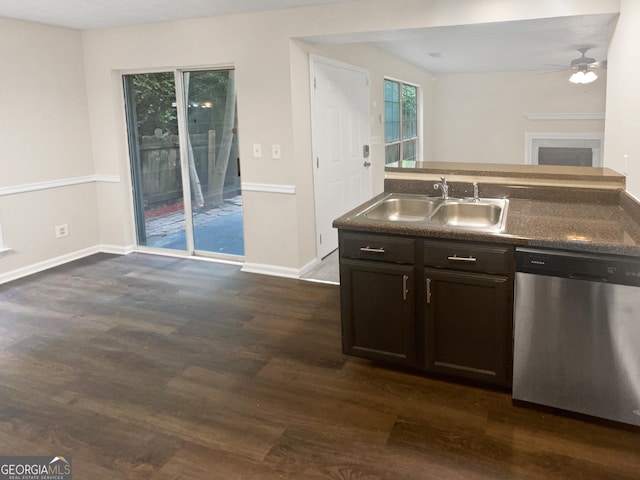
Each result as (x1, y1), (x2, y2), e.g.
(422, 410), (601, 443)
(0, 244), (137, 285)
(0, 246), (100, 285)
(98, 244), (136, 255)
(241, 262), (303, 279)
(298, 257), (320, 277)
(1, 245), (316, 285)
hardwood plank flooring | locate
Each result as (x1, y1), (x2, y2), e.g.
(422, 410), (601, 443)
(0, 253), (638, 479)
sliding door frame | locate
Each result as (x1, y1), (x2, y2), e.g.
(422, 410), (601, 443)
(173, 70), (196, 255)
(120, 64), (242, 261)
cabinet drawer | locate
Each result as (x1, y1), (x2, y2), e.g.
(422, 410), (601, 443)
(424, 240), (513, 275)
(340, 232), (415, 264)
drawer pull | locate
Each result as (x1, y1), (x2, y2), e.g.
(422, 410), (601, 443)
(426, 278), (432, 304)
(402, 275), (409, 301)
(447, 255), (477, 263)
(360, 246), (385, 254)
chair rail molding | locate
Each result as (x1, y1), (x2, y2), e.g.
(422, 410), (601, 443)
(241, 183), (296, 194)
(525, 113), (605, 121)
(0, 175), (120, 197)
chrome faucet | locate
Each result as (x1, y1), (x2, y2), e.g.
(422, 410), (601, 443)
(434, 176), (449, 199)
(473, 182), (480, 202)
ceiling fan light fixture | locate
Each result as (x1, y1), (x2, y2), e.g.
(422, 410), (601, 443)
(569, 69), (598, 84)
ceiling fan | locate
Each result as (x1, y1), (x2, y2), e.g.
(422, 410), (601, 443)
(552, 47), (607, 84)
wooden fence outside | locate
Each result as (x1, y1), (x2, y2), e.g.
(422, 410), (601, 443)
(139, 131), (238, 210)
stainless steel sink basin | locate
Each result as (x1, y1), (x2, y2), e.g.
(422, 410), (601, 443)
(430, 199), (508, 231)
(362, 195), (441, 222)
(355, 193), (508, 232)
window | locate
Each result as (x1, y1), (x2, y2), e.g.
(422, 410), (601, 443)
(384, 79), (419, 166)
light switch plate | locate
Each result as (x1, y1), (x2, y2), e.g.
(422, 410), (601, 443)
(253, 144), (262, 158)
(272, 144), (281, 159)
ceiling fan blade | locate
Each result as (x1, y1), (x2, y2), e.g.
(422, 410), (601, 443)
(535, 69), (569, 75)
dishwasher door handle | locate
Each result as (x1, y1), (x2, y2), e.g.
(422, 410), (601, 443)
(568, 273), (608, 282)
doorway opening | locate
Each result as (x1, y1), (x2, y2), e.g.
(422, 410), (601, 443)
(123, 69), (243, 258)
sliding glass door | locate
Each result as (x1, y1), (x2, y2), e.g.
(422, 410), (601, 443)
(123, 68), (243, 257)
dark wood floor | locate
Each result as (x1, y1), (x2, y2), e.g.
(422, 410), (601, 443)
(0, 253), (638, 479)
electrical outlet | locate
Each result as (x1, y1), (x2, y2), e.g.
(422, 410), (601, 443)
(55, 224), (69, 239)
(252, 143), (262, 158)
(272, 144), (281, 159)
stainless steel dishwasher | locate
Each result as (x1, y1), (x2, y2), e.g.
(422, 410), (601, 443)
(513, 247), (640, 426)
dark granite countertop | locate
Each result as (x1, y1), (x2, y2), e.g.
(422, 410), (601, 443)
(333, 189), (640, 257)
(386, 162), (626, 185)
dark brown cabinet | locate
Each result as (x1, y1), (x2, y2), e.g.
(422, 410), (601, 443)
(339, 232), (416, 365)
(338, 231), (514, 387)
(423, 240), (514, 387)
(424, 269), (512, 386)
(423, 240), (514, 386)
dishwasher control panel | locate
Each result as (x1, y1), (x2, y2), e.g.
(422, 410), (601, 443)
(516, 248), (640, 287)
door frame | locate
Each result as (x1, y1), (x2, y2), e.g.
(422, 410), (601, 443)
(120, 65), (243, 261)
(309, 54), (372, 260)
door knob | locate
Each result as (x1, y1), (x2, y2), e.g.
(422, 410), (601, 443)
(363, 161), (371, 168)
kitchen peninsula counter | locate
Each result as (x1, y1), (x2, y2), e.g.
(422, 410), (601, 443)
(333, 185), (640, 257)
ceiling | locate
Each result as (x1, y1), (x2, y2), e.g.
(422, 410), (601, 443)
(302, 13), (617, 74)
(0, 1), (617, 74)
(0, 0), (357, 30)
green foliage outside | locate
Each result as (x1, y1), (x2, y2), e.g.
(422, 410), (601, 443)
(130, 71), (231, 137)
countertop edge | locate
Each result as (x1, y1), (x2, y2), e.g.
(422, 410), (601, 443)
(333, 193), (640, 258)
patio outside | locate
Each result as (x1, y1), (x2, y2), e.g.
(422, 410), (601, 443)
(144, 193), (244, 255)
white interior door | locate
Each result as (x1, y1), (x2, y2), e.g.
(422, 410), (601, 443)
(311, 56), (372, 259)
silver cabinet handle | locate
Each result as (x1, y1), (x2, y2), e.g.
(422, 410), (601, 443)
(426, 278), (432, 304)
(402, 275), (409, 301)
(360, 246), (385, 254)
(447, 255), (477, 263)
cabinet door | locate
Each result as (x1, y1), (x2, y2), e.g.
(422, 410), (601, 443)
(340, 259), (415, 365)
(424, 268), (513, 386)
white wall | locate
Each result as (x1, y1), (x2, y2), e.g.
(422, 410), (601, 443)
(0, 18), (99, 278)
(432, 70), (606, 164)
(82, 0), (620, 273)
(0, 0), (626, 280)
(604, 0), (640, 199)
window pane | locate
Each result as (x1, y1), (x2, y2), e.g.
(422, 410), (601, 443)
(384, 79), (400, 143)
(384, 79), (399, 102)
(402, 139), (417, 163)
(385, 80), (419, 163)
(184, 69), (244, 256)
(123, 72), (187, 251)
(385, 144), (400, 165)
(402, 84), (417, 139)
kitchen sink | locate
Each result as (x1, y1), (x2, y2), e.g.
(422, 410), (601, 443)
(356, 193), (508, 232)
(429, 200), (507, 230)
(362, 195), (441, 222)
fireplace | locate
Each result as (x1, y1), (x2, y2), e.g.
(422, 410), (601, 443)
(525, 133), (604, 167)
